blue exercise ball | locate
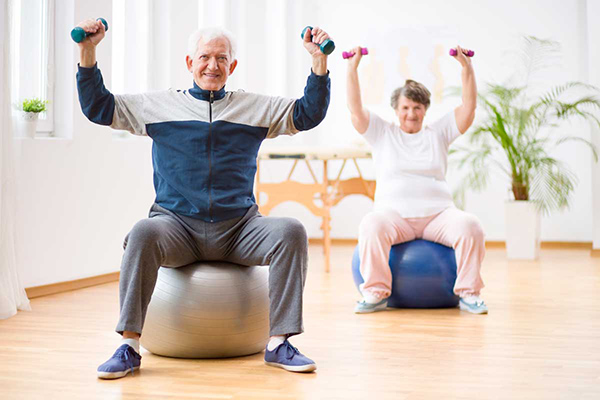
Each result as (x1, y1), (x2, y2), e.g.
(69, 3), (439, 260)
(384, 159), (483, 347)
(352, 240), (459, 308)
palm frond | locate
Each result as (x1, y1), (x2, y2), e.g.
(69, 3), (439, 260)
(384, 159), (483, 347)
(552, 97), (600, 129)
(518, 36), (561, 89)
(529, 158), (577, 215)
(554, 136), (599, 161)
(450, 145), (494, 210)
(537, 82), (599, 106)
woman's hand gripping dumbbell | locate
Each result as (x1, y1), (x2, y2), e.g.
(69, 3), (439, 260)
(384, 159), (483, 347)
(343, 48), (368, 59)
(449, 47), (474, 57)
(344, 46), (368, 70)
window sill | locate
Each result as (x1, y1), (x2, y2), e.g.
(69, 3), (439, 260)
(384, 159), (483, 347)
(14, 135), (69, 141)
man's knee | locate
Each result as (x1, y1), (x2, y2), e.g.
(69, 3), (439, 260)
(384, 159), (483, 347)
(279, 218), (308, 245)
(125, 218), (165, 250)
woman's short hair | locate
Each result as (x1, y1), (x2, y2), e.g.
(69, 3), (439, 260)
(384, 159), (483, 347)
(187, 27), (237, 61)
(390, 80), (431, 110)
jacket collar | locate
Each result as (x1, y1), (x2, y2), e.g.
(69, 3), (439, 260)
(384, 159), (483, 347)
(189, 81), (226, 101)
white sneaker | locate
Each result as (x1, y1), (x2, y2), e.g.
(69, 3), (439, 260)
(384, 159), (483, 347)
(459, 296), (488, 314)
(354, 298), (388, 314)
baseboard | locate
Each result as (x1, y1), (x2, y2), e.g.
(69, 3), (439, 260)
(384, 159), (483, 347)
(25, 241), (596, 299)
(541, 241), (593, 249)
(486, 241), (593, 250)
(309, 239), (593, 250)
(25, 271), (120, 299)
(484, 241), (505, 248)
(309, 238), (358, 245)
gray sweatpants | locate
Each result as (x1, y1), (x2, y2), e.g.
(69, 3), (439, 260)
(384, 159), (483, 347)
(115, 203), (308, 337)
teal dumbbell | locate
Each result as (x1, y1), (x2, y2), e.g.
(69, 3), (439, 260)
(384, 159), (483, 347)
(300, 26), (335, 55)
(71, 18), (109, 43)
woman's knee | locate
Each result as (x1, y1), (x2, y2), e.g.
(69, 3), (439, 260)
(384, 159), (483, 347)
(459, 214), (485, 241)
(359, 212), (392, 240)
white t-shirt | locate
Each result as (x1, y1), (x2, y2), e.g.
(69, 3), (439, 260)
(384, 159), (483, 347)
(363, 110), (461, 218)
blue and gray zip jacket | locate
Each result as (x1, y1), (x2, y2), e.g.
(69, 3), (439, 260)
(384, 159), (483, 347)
(76, 64), (330, 222)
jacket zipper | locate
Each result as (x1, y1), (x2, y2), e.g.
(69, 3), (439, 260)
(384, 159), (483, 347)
(208, 90), (214, 222)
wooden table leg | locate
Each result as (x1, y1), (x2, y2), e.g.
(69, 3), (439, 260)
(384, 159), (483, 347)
(255, 159), (261, 207)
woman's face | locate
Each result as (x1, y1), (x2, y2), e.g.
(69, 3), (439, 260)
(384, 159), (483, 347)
(395, 96), (427, 133)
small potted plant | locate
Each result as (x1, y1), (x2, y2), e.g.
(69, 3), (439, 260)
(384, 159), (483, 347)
(20, 97), (48, 138)
(450, 36), (600, 260)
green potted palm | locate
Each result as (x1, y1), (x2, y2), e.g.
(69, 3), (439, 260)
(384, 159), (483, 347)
(20, 97), (48, 138)
(450, 36), (600, 260)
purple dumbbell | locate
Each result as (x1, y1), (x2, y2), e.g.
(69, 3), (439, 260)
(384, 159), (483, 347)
(449, 48), (475, 57)
(343, 48), (369, 59)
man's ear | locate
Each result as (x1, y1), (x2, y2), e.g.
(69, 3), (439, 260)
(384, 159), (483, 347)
(229, 59), (238, 75)
(186, 55), (193, 72)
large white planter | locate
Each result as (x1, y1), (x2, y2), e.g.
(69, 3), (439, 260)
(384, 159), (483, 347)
(20, 112), (39, 138)
(505, 200), (541, 260)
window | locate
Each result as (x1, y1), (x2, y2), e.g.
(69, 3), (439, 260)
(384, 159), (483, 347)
(11, 0), (55, 135)
(112, 0), (150, 95)
(111, 0), (150, 138)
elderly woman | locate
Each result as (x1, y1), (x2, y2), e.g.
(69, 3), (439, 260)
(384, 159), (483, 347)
(345, 45), (487, 314)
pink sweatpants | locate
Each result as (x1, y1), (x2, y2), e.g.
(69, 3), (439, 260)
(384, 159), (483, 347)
(358, 207), (485, 301)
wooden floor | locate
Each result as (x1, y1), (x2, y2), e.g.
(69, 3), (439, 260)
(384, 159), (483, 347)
(1, 245), (599, 400)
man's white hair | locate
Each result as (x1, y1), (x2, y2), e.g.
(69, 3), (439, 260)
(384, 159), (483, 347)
(187, 27), (237, 61)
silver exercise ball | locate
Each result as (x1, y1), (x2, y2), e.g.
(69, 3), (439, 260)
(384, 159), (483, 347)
(140, 261), (270, 358)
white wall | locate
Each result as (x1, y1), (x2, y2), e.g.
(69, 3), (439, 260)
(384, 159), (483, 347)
(15, 0), (600, 288)
(15, 0), (154, 288)
(278, 0), (597, 242)
(586, 0), (600, 250)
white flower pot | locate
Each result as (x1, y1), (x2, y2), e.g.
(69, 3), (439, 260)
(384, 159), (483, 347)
(505, 201), (541, 260)
(20, 112), (39, 138)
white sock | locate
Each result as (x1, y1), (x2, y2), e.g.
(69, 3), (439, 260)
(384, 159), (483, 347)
(267, 335), (286, 351)
(121, 338), (140, 354)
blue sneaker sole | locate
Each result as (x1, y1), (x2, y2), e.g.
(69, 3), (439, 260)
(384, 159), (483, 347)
(97, 366), (140, 379)
(265, 361), (317, 373)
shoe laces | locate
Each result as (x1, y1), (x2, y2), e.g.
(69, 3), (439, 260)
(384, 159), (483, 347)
(357, 298), (384, 307)
(463, 296), (484, 306)
(280, 340), (301, 361)
(114, 345), (137, 376)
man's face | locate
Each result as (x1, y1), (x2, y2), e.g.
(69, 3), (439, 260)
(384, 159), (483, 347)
(395, 96), (427, 133)
(186, 37), (237, 91)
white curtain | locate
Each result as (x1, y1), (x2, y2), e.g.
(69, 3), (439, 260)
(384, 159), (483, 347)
(0, 0), (31, 319)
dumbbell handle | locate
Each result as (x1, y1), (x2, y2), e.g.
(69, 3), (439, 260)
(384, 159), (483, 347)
(343, 48), (369, 59)
(71, 18), (109, 43)
(301, 26), (336, 55)
(449, 48), (474, 57)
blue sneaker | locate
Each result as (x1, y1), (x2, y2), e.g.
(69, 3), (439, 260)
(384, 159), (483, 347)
(97, 344), (142, 379)
(354, 297), (388, 314)
(264, 340), (317, 372)
(459, 296), (488, 314)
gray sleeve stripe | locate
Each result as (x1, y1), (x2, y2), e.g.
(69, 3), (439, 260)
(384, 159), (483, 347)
(111, 90), (299, 136)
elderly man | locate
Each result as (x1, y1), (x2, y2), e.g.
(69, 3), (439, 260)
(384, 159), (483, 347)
(75, 20), (331, 379)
